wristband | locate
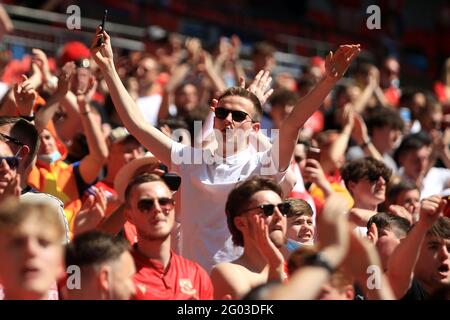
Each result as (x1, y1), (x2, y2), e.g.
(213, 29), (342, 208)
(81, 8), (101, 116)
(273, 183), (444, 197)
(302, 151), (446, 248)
(304, 252), (336, 274)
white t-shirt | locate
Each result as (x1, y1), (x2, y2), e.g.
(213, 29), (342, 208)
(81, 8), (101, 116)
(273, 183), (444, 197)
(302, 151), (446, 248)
(419, 167), (450, 199)
(170, 142), (287, 272)
(136, 95), (163, 126)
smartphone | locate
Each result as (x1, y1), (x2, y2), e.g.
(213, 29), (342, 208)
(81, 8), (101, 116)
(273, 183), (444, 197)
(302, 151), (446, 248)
(96, 9), (108, 47)
(306, 147), (321, 167)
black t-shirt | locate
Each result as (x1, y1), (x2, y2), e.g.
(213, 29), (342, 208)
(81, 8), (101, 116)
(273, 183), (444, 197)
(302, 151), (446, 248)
(402, 278), (430, 300)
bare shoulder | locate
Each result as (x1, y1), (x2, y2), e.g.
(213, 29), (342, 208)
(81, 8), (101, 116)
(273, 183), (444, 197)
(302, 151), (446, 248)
(210, 262), (253, 299)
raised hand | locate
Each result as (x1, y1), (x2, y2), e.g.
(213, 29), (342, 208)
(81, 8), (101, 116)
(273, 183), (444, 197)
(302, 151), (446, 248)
(229, 35), (241, 62)
(351, 112), (370, 145)
(13, 75), (37, 116)
(196, 50), (214, 74)
(303, 158), (333, 195)
(316, 193), (351, 267)
(76, 75), (97, 104)
(55, 61), (76, 98)
(325, 44), (360, 81)
(32, 48), (52, 84)
(0, 159), (21, 203)
(388, 204), (413, 225)
(240, 70), (274, 105)
(73, 187), (107, 235)
(90, 26), (114, 70)
(418, 195), (446, 229)
(247, 213), (286, 281)
(185, 37), (202, 64)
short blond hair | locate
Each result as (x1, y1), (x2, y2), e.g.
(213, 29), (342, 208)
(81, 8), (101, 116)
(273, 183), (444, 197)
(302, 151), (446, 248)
(0, 198), (65, 241)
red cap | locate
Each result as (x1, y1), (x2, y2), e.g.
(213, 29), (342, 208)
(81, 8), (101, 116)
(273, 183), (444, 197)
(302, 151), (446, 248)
(59, 41), (90, 65)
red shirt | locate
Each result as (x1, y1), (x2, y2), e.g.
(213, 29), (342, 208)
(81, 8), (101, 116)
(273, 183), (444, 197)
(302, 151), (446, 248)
(132, 249), (214, 300)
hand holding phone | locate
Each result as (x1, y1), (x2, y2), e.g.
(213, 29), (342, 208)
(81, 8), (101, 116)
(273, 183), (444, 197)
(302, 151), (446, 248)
(96, 9), (108, 47)
(306, 147), (321, 167)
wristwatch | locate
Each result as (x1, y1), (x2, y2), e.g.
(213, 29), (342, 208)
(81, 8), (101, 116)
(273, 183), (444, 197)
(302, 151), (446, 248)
(304, 252), (336, 274)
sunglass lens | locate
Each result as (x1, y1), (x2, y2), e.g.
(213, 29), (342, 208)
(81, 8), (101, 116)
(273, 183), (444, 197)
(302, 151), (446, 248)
(158, 197), (173, 206)
(138, 199), (154, 211)
(7, 157), (18, 169)
(0, 157), (18, 169)
(279, 202), (291, 215)
(231, 111), (247, 122)
(262, 204), (275, 216)
(215, 108), (229, 119)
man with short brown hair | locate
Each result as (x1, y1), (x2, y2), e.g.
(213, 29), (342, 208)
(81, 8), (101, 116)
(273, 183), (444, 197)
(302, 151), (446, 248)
(121, 173), (213, 300)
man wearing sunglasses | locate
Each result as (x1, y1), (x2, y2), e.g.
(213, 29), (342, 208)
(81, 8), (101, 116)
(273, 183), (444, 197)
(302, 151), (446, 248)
(0, 138), (20, 203)
(91, 27), (360, 272)
(210, 176), (290, 299)
(341, 157), (392, 238)
(123, 173), (213, 300)
(0, 117), (69, 242)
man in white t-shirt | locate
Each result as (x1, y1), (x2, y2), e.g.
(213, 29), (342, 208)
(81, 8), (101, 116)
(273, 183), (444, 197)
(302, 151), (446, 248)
(395, 133), (450, 199)
(91, 27), (360, 271)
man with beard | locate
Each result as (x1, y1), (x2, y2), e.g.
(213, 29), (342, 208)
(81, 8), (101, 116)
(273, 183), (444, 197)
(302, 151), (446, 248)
(210, 176), (290, 299)
(91, 27), (360, 272)
(123, 173), (213, 300)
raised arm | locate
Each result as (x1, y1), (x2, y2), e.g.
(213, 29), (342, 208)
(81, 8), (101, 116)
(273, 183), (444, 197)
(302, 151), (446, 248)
(265, 193), (351, 300)
(342, 230), (395, 300)
(275, 45), (360, 171)
(386, 195), (445, 298)
(77, 77), (109, 184)
(34, 62), (75, 133)
(329, 104), (354, 165)
(351, 113), (384, 162)
(90, 27), (173, 165)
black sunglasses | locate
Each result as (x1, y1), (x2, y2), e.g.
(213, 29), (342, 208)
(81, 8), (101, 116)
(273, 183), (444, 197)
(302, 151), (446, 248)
(214, 107), (252, 123)
(137, 197), (175, 212)
(367, 173), (390, 183)
(240, 202), (292, 217)
(0, 133), (24, 146)
(0, 156), (19, 169)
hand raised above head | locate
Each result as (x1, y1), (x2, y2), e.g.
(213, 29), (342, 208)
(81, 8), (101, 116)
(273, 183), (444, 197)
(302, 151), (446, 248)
(240, 70), (274, 106)
(325, 44), (361, 81)
(418, 195), (446, 229)
(90, 26), (114, 70)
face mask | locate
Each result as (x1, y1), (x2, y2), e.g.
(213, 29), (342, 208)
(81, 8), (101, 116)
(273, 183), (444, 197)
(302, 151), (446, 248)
(391, 78), (400, 89)
(38, 151), (61, 164)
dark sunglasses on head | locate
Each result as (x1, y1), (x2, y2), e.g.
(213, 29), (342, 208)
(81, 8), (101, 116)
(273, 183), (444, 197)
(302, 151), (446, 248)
(137, 197), (175, 212)
(0, 156), (19, 169)
(241, 202), (292, 217)
(214, 107), (252, 123)
(0, 133), (24, 146)
(158, 164), (181, 191)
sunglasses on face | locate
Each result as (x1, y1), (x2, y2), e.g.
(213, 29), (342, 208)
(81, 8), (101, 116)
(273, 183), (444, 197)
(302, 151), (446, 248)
(137, 197), (175, 212)
(0, 156), (19, 169)
(214, 107), (252, 123)
(367, 173), (389, 183)
(0, 133), (24, 146)
(241, 202), (292, 217)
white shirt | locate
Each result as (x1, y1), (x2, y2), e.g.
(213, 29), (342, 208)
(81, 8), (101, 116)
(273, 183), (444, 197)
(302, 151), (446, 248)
(419, 167), (450, 199)
(136, 95), (162, 126)
(171, 142), (287, 272)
